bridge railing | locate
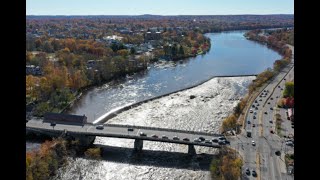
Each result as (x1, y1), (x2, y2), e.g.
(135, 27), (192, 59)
(103, 123), (223, 137)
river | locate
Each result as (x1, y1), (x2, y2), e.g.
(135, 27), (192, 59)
(67, 31), (281, 123)
(28, 31), (282, 179)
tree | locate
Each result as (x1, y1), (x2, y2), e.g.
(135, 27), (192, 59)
(130, 47), (136, 55)
(171, 44), (177, 57)
(178, 45), (185, 56)
(285, 97), (294, 108)
(43, 41), (53, 53)
(222, 114), (237, 132)
(117, 49), (129, 57)
(283, 82), (294, 98)
(84, 148), (102, 159)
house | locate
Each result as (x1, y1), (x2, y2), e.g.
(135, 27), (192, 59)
(26, 65), (42, 76)
(44, 112), (87, 126)
(86, 60), (103, 69)
(145, 31), (161, 40)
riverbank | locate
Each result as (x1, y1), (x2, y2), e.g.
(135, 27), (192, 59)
(53, 76), (255, 179)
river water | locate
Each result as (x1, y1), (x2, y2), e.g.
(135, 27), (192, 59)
(67, 31), (281, 123)
(28, 31), (282, 179)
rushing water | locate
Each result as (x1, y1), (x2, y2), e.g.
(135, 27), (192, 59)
(54, 76), (255, 180)
(67, 31), (281, 123)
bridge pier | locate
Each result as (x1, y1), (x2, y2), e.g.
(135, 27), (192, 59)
(134, 139), (143, 152)
(188, 144), (196, 155)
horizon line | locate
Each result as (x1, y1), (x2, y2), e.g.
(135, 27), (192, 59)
(26, 14), (294, 16)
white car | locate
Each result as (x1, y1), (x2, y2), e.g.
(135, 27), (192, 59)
(252, 140), (256, 146)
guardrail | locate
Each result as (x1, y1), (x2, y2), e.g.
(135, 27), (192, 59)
(104, 123), (223, 137)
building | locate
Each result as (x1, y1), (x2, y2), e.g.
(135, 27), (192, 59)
(26, 65), (42, 76)
(145, 31), (161, 40)
(288, 108), (294, 121)
(44, 112), (87, 126)
(86, 60), (103, 70)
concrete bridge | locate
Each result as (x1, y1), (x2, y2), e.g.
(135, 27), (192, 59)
(26, 119), (223, 155)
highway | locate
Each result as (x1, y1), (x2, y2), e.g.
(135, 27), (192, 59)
(26, 119), (223, 149)
(230, 45), (294, 180)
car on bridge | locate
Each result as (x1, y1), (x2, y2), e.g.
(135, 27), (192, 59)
(173, 136), (180, 140)
(162, 135), (168, 139)
(205, 140), (212, 144)
(218, 136), (226, 141)
(212, 138), (218, 143)
(140, 132), (147, 136)
(194, 138), (201, 142)
(183, 138), (190, 141)
(151, 134), (158, 138)
(96, 125), (104, 130)
(199, 137), (205, 141)
(128, 128), (134, 131)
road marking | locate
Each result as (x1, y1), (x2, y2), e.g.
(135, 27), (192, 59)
(257, 152), (261, 180)
(259, 111), (263, 137)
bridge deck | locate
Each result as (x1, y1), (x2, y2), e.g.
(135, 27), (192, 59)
(26, 120), (222, 148)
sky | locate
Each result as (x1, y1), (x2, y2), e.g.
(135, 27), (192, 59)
(26, 0), (294, 15)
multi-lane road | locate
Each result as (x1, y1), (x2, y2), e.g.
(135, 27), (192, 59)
(26, 119), (223, 148)
(230, 45), (294, 180)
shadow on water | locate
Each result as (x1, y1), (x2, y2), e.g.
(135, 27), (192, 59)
(94, 144), (217, 171)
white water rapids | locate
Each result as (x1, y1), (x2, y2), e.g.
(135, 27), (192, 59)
(53, 76), (255, 180)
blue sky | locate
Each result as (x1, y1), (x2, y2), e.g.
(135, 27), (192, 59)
(26, 0), (294, 15)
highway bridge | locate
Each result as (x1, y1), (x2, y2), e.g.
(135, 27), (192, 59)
(26, 119), (223, 155)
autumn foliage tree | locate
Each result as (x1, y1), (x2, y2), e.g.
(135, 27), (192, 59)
(210, 147), (243, 180)
(283, 81), (294, 98)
